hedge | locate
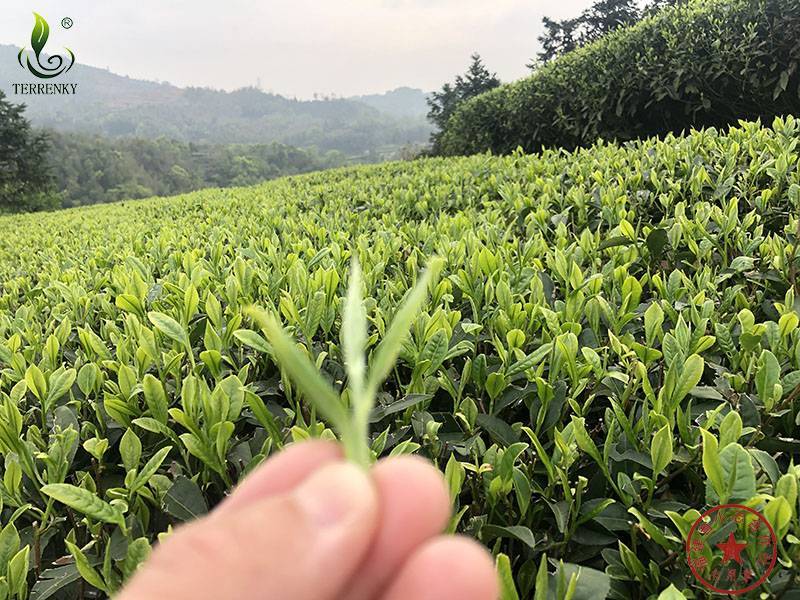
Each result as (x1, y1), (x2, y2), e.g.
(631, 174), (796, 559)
(437, 0), (800, 156)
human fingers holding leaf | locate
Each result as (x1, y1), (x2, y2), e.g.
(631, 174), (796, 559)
(118, 441), (497, 600)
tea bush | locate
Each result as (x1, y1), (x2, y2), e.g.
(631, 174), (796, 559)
(437, 0), (800, 156)
(1, 116), (800, 598)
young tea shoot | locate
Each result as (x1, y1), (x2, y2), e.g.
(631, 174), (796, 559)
(247, 257), (443, 468)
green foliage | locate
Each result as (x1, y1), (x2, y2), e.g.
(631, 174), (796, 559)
(249, 258), (439, 467)
(438, 0), (800, 156)
(536, 0), (646, 64)
(0, 91), (57, 213)
(0, 117), (800, 597)
(427, 54), (500, 154)
(45, 131), (346, 208)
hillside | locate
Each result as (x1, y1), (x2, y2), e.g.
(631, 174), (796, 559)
(350, 86), (430, 118)
(1, 117), (799, 598)
(0, 44), (431, 156)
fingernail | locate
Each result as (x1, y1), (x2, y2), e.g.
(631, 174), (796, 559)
(294, 463), (374, 528)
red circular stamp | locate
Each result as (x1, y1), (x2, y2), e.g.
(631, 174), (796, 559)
(686, 504), (777, 595)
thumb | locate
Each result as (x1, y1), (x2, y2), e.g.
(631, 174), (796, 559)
(118, 462), (378, 600)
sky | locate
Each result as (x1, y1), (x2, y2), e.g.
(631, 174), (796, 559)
(0, 0), (595, 99)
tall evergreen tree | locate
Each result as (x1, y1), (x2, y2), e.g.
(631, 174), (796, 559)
(427, 54), (500, 152)
(0, 91), (55, 212)
(456, 55), (502, 101)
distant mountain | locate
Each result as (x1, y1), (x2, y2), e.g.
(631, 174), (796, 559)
(0, 45), (432, 157)
(349, 87), (431, 118)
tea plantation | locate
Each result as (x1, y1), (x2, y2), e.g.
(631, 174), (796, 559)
(1, 117), (800, 598)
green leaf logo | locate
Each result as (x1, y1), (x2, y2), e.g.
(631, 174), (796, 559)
(31, 12), (49, 57)
(17, 12), (76, 79)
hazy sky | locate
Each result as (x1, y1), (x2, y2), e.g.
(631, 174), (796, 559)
(1, 0), (594, 98)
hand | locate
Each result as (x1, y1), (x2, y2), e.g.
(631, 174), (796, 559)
(117, 441), (498, 600)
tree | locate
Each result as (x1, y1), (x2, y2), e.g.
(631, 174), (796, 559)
(644, 0), (687, 16)
(428, 54), (500, 152)
(536, 17), (581, 64)
(535, 0), (678, 65)
(580, 0), (641, 44)
(44, 130), (344, 207)
(0, 91), (56, 212)
(458, 55), (502, 101)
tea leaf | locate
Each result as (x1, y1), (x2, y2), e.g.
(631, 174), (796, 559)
(706, 443), (756, 503)
(25, 364), (47, 402)
(672, 354), (703, 405)
(365, 260), (441, 398)
(755, 350), (781, 410)
(571, 416), (603, 467)
(46, 368), (76, 407)
(342, 259), (369, 465)
(496, 553), (519, 600)
(534, 554), (549, 600)
(130, 446), (171, 492)
(247, 306), (355, 456)
(164, 476), (208, 521)
(700, 430), (725, 502)
(650, 424), (673, 476)
(657, 584), (687, 600)
(142, 375), (169, 425)
(64, 541), (106, 593)
(148, 312), (190, 350)
(233, 330), (271, 354)
(30, 564), (85, 600)
(41, 484), (125, 529)
(119, 429), (142, 473)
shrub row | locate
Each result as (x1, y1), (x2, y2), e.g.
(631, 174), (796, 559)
(437, 0), (800, 156)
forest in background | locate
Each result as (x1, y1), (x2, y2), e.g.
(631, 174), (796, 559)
(47, 132), (346, 208)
